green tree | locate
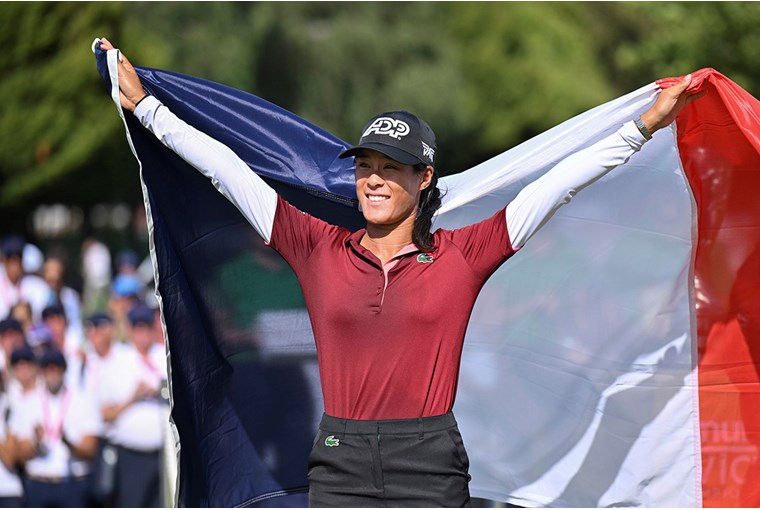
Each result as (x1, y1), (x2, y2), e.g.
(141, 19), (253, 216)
(0, 2), (164, 208)
(612, 2), (760, 96)
(442, 2), (617, 165)
(128, 2), (259, 93)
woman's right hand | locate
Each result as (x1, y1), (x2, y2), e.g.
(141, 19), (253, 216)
(99, 37), (147, 112)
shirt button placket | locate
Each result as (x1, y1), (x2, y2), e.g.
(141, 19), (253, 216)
(377, 271), (385, 308)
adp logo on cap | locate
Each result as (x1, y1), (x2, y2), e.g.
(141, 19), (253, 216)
(362, 117), (411, 140)
(339, 110), (437, 167)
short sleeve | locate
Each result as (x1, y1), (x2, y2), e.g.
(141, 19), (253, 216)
(443, 206), (517, 281)
(267, 196), (345, 273)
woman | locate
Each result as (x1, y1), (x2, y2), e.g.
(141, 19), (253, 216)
(98, 37), (702, 507)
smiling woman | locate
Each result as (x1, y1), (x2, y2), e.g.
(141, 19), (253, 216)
(97, 36), (703, 507)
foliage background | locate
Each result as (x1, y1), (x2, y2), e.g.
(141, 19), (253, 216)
(2, 1), (759, 274)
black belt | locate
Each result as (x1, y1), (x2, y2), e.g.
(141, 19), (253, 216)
(27, 474), (88, 484)
(115, 444), (162, 455)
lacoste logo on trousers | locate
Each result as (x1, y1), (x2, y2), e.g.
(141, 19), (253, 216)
(325, 435), (340, 447)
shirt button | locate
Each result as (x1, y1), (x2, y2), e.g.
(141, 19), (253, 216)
(376, 288), (382, 295)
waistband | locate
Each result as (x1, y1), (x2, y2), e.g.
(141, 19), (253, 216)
(115, 444), (162, 456)
(27, 473), (89, 484)
(320, 412), (457, 436)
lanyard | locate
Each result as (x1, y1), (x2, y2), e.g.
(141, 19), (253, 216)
(41, 388), (71, 443)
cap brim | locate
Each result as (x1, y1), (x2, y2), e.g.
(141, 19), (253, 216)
(339, 142), (422, 166)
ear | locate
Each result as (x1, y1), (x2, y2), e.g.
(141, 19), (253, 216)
(419, 166), (434, 191)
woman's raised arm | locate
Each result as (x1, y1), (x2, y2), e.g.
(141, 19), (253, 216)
(98, 38), (278, 242)
(505, 74), (704, 249)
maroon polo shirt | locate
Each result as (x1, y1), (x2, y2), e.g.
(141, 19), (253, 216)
(268, 196), (517, 420)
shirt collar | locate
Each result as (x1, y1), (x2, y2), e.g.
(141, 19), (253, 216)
(344, 229), (427, 265)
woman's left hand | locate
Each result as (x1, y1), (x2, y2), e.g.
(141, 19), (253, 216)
(641, 74), (706, 134)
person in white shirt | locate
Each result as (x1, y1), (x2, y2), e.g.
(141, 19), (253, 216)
(0, 320), (25, 388)
(81, 238), (112, 317)
(42, 305), (87, 391)
(81, 311), (135, 506)
(0, 394), (23, 508)
(81, 312), (133, 398)
(9, 349), (101, 507)
(0, 236), (51, 322)
(5, 345), (39, 411)
(42, 258), (86, 356)
(98, 304), (167, 507)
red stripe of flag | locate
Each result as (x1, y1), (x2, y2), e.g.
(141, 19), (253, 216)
(665, 68), (760, 507)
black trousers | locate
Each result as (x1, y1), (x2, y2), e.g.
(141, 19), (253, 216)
(0, 497), (21, 508)
(308, 412), (471, 507)
(115, 445), (162, 507)
(25, 477), (89, 507)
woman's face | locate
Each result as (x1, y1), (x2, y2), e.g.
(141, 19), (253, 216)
(354, 149), (431, 228)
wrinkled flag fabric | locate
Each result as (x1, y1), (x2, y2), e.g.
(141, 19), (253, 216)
(95, 43), (758, 508)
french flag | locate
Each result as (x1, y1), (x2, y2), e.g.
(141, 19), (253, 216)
(95, 41), (759, 507)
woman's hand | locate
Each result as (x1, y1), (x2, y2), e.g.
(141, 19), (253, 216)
(99, 37), (147, 112)
(641, 74), (706, 134)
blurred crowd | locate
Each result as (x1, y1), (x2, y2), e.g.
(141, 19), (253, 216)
(0, 234), (169, 508)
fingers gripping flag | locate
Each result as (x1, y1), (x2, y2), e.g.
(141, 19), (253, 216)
(94, 42), (759, 508)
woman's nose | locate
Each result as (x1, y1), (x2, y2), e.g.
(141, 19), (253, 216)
(366, 171), (384, 186)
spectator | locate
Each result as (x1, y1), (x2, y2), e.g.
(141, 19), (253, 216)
(81, 312), (132, 403)
(109, 275), (142, 345)
(9, 349), (101, 507)
(42, 257), (85, 355)
(98, 304), (167, 507)
(115, 250), (140, 277)
(0, 320), (25, 381)
(42, 305), (86, 391)
(0, 236), (51, 322)
(8, 302), (33, 335)
(81, 311), (133, 506)
(6, 346), (38, 409)
(0, 393), (23, 508)
(41, 305), (67, 353)
(81, 238), (111, 317)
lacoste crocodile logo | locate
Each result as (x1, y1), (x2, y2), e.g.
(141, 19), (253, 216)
(324, 435), (340, 447)
(417, 253), (434, 264)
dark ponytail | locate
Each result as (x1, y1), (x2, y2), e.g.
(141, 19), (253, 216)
(412, 167), (442, 252)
